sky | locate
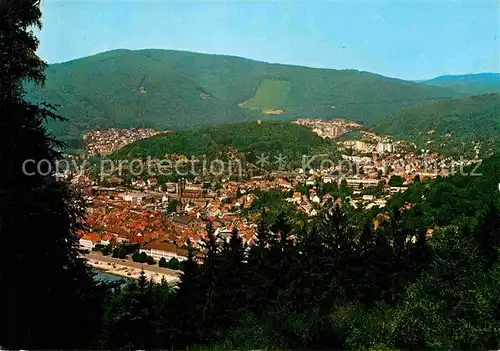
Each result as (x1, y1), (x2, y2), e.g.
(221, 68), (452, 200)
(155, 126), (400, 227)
(38, 0), (499, 80)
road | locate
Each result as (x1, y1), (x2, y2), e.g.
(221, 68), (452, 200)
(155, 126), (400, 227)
(84, 252), (181, 277)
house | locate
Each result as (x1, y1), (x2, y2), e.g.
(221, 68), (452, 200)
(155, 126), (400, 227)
(132, 178), (145, 188)
(171, 215), (198, 231)
(113, 231), (130, 244)
(215, 228), (233, 243)
(101, 232), (113, 246)
(323, 176), (334, 183)
(389, 186), (407, 193)
(279, 180), (292, 189)
(139, 242), (187, 262)
(345, 178), (379, 189)
(165, 182), (177, 193)
(123, 192), (147, 203)
(79, 232), (100, 251)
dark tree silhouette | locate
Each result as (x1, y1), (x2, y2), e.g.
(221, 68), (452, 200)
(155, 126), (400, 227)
(0, 1), (105, 348)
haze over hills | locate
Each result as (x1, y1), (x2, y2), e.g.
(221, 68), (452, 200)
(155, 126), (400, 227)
(371, 93), (500, 141)
(421, 73), (500, 95)
(25, 48), (462, 141)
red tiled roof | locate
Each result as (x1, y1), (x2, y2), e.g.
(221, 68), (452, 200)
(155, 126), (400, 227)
(81, 232), (100, 243)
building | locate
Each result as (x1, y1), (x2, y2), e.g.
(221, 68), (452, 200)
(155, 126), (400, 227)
(123, 192), (148, 203)
(377, 142), (394, 154)
(171, 215), (199, 231)
(139, 242), (187, 261)
(344, 140), (372, 152)
(389, 186), (408, 193)
(345, 178), (380, 189)
(79, 232), (100, 251)
(165, 182), (177, 193)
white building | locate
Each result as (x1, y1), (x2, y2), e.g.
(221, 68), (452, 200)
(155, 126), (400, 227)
(79, 233), (100, 251)
(139, 242), (187, 262)
(123, 192), (147, 203)
(79, 238), (94, 252)
(377, 142), (394, 154)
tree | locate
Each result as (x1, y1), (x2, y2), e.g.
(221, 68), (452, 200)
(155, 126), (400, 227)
(102, 244), (112, 256)
(395, 227), (494, 350)
(139, 252), (148, 263)
(474, 202), (500, 268)
(167, 257), (181, 270)
(196, 221), (224, 341)
(166, 199), (179, 214)
(101, 270), (169, 349)
(0, 1), (105, 349)
(146, 255), (156, 265)
(245, 218), (276, 314)
(218, 227), (247, 327)
(175, 244), (202, 346)
(388, 175), (405, 187)
(158, 257), (167, 268)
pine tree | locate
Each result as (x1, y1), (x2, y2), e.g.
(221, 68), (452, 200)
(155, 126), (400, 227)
(360, 229), (394, 304)
(218, 227), (247, 329)
(289, 225), (338, 310)
(102, 271), (162, 349)
(475, 201), (500, 267)
(245, 218), (276, 312)
(0, 1), (104, 348)
(318, 205), (358, 301)
(175, 242), (202, 346)
(198, 221), (226, 341)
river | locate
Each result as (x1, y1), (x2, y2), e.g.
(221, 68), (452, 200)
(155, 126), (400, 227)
(92, 269), (130, 284)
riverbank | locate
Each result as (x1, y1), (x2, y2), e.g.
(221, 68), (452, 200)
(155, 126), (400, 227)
(84, 253), (180, 284)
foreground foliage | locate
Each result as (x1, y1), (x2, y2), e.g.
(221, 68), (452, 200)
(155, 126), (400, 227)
(0, 1), (111, 348)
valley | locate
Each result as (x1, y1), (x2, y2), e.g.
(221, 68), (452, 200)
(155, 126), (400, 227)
(4, 1), (500, 347)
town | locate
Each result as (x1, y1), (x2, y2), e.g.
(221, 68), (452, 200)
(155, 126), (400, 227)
(83, 128), (172, 156)
(73, 119), (481, 281)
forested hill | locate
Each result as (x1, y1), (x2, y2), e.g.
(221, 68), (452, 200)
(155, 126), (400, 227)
(371, 93), (500, 140)
(25, 48), (460, 140)
(422, 73), (500, 95)
(388, 153), (500, 229)
(112, 120), (328, 161)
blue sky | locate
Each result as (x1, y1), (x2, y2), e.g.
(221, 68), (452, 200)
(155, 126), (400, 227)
(38, 0), (499, 80)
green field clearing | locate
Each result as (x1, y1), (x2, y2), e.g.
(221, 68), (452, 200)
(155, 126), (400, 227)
(240, 79), (291, 109)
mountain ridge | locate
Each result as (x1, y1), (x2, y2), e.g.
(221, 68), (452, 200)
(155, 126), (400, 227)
(26, 48), (463, 141)
(421, 73), (500, 94)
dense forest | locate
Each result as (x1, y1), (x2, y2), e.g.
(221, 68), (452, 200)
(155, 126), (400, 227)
(112, 120), (332, 164)
(371, 93), (500, 141)
(25, 48), (461, 142)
